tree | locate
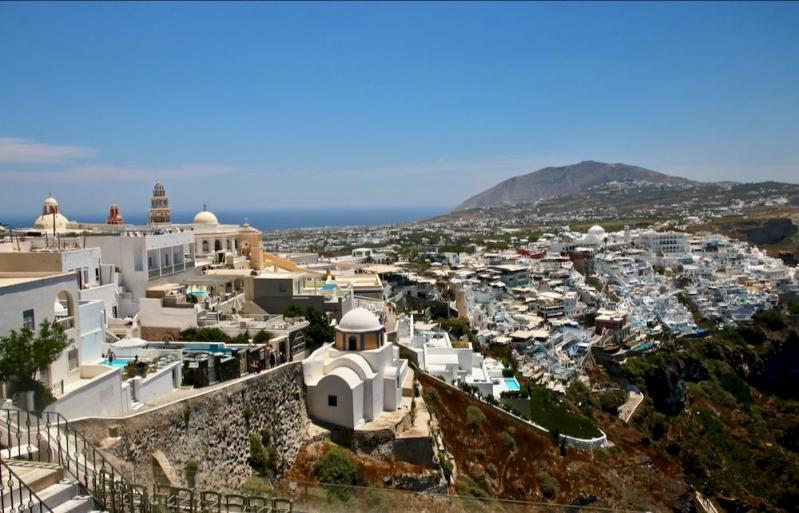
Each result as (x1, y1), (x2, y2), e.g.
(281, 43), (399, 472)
(232, 330), (250, 344)
(179, 327), (230, 342)
(0, 319), (70, 409)
(284, 306), (333, 350)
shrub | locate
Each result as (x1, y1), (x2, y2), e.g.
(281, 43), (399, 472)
(753, 309), (787, 331)
(182, 404), (192, 427)
(499, 430), (516, 451)
(502, 367), (515, 378)
(485, 463), (498, 478)
(179, 327), (230, 342)
(651, 412), (668, 440)
(466, 406), (486, 428)
(232, 330), (250, 344)
(243, 406), (253, 425)
(719, 372), (752, 405)
(248, 428), (280, 478)
(598, 389), (627, 415)
(253, 330), (272, 344)
(424, 388), (439, 403)
(440, 455), (453, 482)
(537, 471), (559, 499)
(472, 448), (486, 461)
(313, 446), (362, 486)
(184, 460), (199, 489)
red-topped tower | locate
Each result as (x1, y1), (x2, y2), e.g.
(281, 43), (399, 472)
(107, 203), (124, 224)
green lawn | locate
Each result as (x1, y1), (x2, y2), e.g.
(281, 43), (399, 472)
(502, 393), (601, 439)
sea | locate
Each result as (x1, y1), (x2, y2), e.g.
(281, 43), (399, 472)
(0, 206), (449, 232)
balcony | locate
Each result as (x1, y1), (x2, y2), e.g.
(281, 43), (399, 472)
(148, 260), (195, 280)
(56, 316), (75, 330)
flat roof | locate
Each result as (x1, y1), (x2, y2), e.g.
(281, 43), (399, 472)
(0, 271), (74, 289)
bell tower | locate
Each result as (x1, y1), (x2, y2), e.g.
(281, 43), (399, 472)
(148, 181), (171, 225)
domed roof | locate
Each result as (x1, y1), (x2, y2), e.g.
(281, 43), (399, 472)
(337, 307), (382, 333)
(588, 224), (606, 236)
(193, 205), (219, 225)
(34, 212), (70, 233)
(43, 194), (59, 209)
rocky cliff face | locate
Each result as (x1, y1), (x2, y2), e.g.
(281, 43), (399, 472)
(81, 364), (309, 493)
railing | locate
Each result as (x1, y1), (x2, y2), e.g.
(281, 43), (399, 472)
(0, 409), (298, 513)
(151, 485), (292, 513)
(0, 458), (55, 513)
(0, 408), (149, 513)
(56, 316), (75, 330)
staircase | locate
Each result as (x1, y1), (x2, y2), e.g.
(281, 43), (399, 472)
(0, 408), (147, 513)
(1, 458), (94, 513)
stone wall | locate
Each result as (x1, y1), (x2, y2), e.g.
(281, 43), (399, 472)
(76, 363), (309, 493)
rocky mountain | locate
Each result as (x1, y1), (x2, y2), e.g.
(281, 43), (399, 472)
(455, 160), (694, 211)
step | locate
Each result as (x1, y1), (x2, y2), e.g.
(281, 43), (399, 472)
(3, 461), (64, 494)
(37, 480), (81, 511)
(51, 496), (94, 513)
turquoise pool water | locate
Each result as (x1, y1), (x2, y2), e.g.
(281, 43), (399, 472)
(504, 378), (521, 391)
(104, 358), (133, 368)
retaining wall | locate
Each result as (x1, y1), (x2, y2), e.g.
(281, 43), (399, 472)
(75, 363), (309, 493)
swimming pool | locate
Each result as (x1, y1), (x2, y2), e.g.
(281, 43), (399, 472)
(103, 358), (133, 369)
(504, 378), (520, 391)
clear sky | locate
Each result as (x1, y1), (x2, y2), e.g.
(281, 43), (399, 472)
(1, 1), (798, 217)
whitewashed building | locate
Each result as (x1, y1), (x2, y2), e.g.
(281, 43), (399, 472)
(302, 308), (409, 429)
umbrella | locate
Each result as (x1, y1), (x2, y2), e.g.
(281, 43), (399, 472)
(112, 337), (147, 349)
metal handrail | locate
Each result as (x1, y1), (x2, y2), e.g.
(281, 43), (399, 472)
(1, 408), (149, 513)
(0, 409), (295, 513)
(0, 458), (55, 513)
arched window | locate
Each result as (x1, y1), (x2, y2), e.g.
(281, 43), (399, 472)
(348, 336), (358, 351)
(201, 240), (209, 254)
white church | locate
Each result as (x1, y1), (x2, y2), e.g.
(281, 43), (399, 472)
(302, 307), (409, 429)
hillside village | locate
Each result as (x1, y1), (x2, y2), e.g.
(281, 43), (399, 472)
(0, 179), (798, 512)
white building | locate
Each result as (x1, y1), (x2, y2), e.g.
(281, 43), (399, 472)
(302, 308), (409, 429)
(84, 228), (196, 316)
(637, 231), (688, 255)
(0, 270), (121, 416)
(397, 315), (519, 399)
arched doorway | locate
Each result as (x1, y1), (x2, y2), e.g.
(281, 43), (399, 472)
(55, 290), (75, 330)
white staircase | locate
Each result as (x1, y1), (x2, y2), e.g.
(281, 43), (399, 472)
(1, 460), (97, 513)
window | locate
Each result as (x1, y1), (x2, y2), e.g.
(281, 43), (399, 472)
(67, 347), (79, 371)
(95, 267), (100, 282)
(22, 309), (35, 330)
(348, 336), (358, 351)
(328, 395), (337, 407)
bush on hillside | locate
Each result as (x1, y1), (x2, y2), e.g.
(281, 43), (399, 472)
(466, 405), (486, 428)
(537, 471), (559, 499)
(313, 446), (362, 487)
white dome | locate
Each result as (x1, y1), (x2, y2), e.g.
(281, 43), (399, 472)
(34, 212), (70, 233)
(588, 224), (606, 236)
(193, 208), (219, 225)
(337, 307), (382, 333)
(43, 196), (59, 209)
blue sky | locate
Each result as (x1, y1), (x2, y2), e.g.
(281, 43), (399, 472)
(1, 1), (798, 217)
